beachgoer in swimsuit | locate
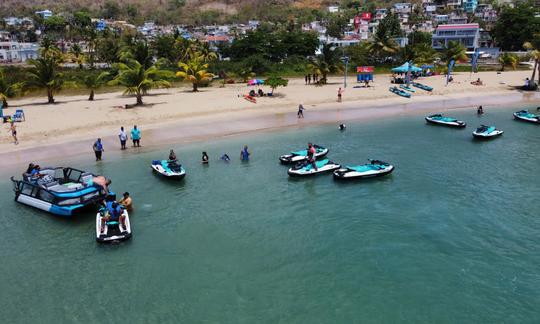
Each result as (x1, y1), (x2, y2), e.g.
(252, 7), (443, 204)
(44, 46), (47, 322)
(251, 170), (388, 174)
(202, 152), (209, 164)
(9, 122), (18, 145)
(118, 192), (132, 210)
(297, 104), (305, 118)
(169, 149), (177, 162)
(240, 145), (250, 161)
(221, 154), (230, 162)
(307, 142), (317, 171)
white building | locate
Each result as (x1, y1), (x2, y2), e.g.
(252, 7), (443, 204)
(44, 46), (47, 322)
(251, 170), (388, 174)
(0, 41), (39, 63)
(393, 3), (413, 14)
(328, 6), (340, 13)
(35, 10), (53, 19)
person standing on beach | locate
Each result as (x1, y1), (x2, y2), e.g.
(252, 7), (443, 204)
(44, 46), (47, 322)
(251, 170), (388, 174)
(131, 125), (141, 147)
(8, 121), (18, 145)
(93, 138), (104, 161)
(297, 104), (305, 118)
(308, 74), (311, 84)
(337, 87), (344, 102)
(119, 126), (127, 150)
(305, 75), (308, 85)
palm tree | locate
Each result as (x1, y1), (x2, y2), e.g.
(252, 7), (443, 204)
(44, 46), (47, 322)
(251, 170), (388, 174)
(82, 71), (110, 101)
(524, 36), (540, 86)
(442, 40), (467, 66)
(0, 68), (22, 107)
(176, 52), (214, 92)
(69, 43), (85, 69)
(498, 53), (518, 71)
(26, 56), (65, 104)
(307, 57), (330, 83)
(109, 59), (173, 105)
(367, 34), (399, 63)
(412, 44), (440, 66)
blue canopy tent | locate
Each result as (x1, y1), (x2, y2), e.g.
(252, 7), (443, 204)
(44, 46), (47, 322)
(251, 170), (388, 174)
(391, 62), (422, 73)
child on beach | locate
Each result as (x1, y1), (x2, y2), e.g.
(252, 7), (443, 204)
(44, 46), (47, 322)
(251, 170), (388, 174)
(337, 87), (344, 102)
(297, 104), (305, 118)
(8, 121), (18, 145)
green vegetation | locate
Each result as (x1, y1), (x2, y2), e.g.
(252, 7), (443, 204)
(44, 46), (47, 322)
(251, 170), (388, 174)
(109, 59), (173, 105)
(493, 1), (540, 51)
(498, 53), (518, 71)
(264, 75), (289, 95)
(176, 52), (214, 92)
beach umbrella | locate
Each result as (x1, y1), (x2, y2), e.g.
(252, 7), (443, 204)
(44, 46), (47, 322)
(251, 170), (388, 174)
(248, 79), (264, 86)
(391, 62), (422, 74)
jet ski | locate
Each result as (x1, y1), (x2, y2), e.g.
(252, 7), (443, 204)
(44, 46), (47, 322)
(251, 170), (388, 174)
(425, 114), (466, 128)
(333, 160), (394, 180)
(151, 160), (186, 179)
(472, 125), (503, 139)
(96, 208), (132, 243)
(389, 86), (411, 98)
(411, 82), (433, 92)
(513, 110), (540, 124)
(399, 84), (416, 93)
(279, 145), (329, 164)
(287, 159), (341, 177)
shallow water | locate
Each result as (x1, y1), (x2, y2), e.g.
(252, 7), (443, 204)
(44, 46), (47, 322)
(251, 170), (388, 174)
(1, 106), (539, 323)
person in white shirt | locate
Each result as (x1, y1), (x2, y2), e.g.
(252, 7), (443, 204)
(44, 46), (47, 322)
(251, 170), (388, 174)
(119, 126), (128, 150)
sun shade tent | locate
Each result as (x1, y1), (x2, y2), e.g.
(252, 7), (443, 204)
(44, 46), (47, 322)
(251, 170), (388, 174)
(248, 79), (264, 86)
(391, 62), (422, 73)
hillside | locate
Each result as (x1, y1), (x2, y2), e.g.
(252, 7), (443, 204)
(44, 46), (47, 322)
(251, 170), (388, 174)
(0, 0), (340, 24)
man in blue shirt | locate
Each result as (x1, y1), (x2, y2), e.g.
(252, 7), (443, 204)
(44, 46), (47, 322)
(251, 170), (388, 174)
(93, 138), (104, 161)
(131, 125), (141, 147)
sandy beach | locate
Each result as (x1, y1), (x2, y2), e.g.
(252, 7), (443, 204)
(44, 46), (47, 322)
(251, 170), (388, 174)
(1, 70), (539, 167)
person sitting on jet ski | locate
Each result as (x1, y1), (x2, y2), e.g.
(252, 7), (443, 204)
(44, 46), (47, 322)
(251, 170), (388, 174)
(101, 201), (126, 233)
(168, 149), (177, 162)
(307, 143), (318, 171)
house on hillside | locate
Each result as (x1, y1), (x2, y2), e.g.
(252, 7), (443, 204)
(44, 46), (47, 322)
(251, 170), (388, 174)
(35, 10), (53, 19)
(432, 23), (480, 50)
(0, 41), (39, 63)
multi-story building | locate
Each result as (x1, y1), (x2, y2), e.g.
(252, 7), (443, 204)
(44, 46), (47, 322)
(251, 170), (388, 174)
(393, 3), (413, 14)
(0, 41), (39, 63)
(432, 23), (480, 50)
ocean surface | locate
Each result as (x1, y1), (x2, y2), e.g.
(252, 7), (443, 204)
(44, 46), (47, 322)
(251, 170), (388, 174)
(1, 106), (539, 323)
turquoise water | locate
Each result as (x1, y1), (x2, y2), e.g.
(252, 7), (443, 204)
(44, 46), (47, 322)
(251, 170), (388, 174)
(1, 107), (539, 323)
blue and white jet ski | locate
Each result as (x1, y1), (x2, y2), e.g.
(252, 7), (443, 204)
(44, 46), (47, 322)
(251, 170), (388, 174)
(11, 167), (107, 216)
(425, 114), (466, 128)
(472, 125), (503, 139)
(287, 159), (341, 177)
(513, 110), (540, 124)
(333, 160), (394, 180)
(151, 160), (186, 179)
(279, 145), (329, 164)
